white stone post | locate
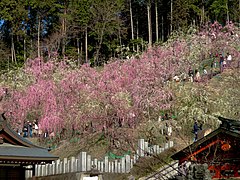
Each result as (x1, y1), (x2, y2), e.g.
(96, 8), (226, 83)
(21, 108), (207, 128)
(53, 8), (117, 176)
(97, 161), (101, 171)
(130, 159), (133, 169)
(117, 162), (121, 173)
(87, 155), (92, 171)
(125, 155), (131, 173)
(138, 139), (145, 157)
(104, 156), (109, 172)
(133, 154), (137, 164)
(165, 142), (169, 149)
(70, 156), (76, 172)
(156, 145), (160, 154)
(42, 165), (46, 176)
(100, 161), (104, 172)
(121, 156), (125, 173)
(55, 159), (60, 174)
(111, 161), (114, 173)
(63, 158), (68, 173)
(94, 158), (98, 169)
(144, 141), (149, 156)
(79, 152), (87, 171)
(114, 160), (118, 173)
(59, 161), (63, 174)
(108, 162), (112, 172)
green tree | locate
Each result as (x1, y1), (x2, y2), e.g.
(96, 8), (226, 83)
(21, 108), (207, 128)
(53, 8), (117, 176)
(89, 0), (125, 65)
(29, 0), (61, 58)
(172, 0), (190, 30)
(0, 0), (28, 65)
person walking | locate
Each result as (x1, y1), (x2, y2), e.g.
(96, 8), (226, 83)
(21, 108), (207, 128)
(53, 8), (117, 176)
(193, 121), (199, 142)
(219, 54), (224, 72)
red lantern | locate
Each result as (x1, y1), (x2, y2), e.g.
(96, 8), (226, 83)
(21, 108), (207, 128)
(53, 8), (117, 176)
(221, 143), (231, 151)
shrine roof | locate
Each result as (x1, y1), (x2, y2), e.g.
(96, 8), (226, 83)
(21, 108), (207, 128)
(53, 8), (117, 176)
(0, 113), (58, 164)
(171, 116), (240, 161)
(0, 143), (58, 162)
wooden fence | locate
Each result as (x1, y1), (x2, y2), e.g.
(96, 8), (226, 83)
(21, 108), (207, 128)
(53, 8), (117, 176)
(25, 139), (174, 178)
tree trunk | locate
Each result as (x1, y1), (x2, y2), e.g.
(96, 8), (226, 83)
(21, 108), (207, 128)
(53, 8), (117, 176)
(95, 22), (106, 65)
(11, 34), (14, 63)
(130, 0), (135, 51)
(162, 16), (164, 41)
(226, 1), (229, 22)
(11, 34), (17, 65)
(147, 0), (152, 48)
(37, 16), (41, 58)
(77, 38), (80, 65)
(118, 24), (122, 59)
(24, 37), (26, 61)
(137, 18), (139, 53)
(170, 0), (173, 33)
(155, 0), (159, 42)
(62, 3), (67, 57)
(201, 1), (205, 24)
(85, 28), (88, 64)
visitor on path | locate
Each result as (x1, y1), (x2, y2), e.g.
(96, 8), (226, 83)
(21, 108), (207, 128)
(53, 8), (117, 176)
(23, 122), (28, 137)
(33, 120), (39, 137)
(27, 121), (33, 138)
(227, 53), (232, 67)
(219, 54), (224, 72)
(188, 67), (194, 82)
(193, 121), (200, 142)
(203, 68), (208, 75)
(195, 69), (200, 82)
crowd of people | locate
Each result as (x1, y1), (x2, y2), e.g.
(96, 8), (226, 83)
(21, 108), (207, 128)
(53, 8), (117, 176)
(173, 51), (236, 83)
(20, 120), (39, 138)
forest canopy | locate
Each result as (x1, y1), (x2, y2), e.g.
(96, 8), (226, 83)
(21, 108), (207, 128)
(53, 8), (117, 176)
(0, 0), (239, 69)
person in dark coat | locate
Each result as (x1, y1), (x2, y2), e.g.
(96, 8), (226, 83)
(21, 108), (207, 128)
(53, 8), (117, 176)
(193, 121), (199, 142)
(23, 122), (28, 137)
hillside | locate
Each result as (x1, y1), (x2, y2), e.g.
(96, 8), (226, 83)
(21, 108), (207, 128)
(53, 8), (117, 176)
(47, 67), (240, 159)
(0, 23), (239, 176)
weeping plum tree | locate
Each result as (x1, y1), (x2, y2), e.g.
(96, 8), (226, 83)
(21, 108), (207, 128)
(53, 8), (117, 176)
(2, 45), (180, 138)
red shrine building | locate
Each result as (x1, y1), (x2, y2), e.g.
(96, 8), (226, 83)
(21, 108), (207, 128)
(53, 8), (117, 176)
(171, 116), (240, 179)
(0, 113), (58, 180)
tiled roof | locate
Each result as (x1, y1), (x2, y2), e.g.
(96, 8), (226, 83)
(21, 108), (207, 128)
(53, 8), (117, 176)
(0, 113), (59, 163)
(0, 143), (58, 160)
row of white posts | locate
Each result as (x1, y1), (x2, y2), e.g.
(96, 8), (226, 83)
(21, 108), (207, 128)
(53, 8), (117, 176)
(26, 139), (174, 178)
